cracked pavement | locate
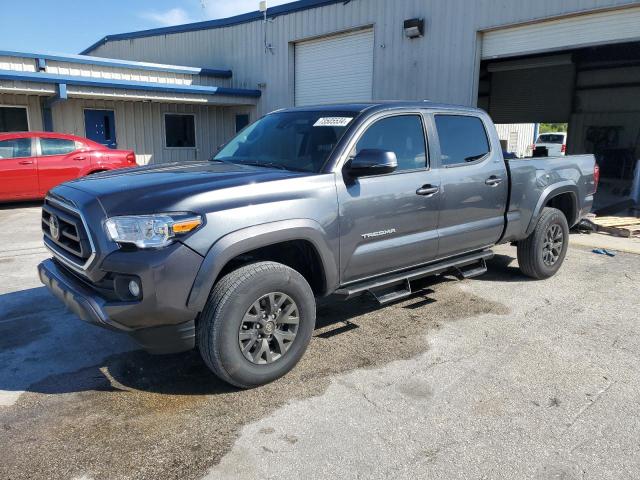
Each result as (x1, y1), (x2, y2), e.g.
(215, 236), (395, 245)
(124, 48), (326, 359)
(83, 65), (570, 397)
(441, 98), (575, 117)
(1, 205), (639, 480)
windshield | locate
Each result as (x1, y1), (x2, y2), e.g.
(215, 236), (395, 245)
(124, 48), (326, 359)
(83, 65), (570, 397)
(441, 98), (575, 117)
(537, 134), (565, 144)
(214, 111), (356, 173)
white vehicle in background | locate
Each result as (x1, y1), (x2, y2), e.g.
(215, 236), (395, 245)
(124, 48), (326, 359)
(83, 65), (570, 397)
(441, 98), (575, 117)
(534, 132), (567, 156)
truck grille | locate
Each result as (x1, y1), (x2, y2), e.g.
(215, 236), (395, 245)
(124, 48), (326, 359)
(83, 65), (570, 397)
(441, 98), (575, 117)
(42, 196), (94, 269)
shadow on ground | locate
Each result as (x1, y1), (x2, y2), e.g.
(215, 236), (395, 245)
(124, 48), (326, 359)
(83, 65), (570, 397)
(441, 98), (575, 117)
(0, 269), (510, 480)
(0, 258), (523, 398)
(475, 253), (536, 283)
(0, 200), (42, 211)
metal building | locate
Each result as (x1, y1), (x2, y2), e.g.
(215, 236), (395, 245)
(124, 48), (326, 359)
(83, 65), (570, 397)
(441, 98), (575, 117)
(0, 51), (259, 164)
(80, 0), (640, 208)
(2, 0), (639, 209)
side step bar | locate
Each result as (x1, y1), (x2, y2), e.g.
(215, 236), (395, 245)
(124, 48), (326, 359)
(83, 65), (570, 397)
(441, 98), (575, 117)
(457, 258), (488, 279)
(371, 279), (412, 305)
(335, 250), (494, 303)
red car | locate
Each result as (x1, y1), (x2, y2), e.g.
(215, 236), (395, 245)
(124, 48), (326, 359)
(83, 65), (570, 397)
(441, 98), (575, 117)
(0, 132), (137, 202)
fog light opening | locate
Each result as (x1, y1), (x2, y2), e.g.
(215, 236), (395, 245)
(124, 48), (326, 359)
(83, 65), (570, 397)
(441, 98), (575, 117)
(128, 280), (141, 298)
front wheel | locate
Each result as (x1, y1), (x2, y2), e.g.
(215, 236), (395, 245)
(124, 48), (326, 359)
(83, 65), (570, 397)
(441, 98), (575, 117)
(198, 261), (316, 388)
(517, 207), (569, 280)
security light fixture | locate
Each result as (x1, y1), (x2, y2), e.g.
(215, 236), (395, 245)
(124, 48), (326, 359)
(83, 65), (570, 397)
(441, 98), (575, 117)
(404, 18), (425, 39)
(259, 1), (267, 13)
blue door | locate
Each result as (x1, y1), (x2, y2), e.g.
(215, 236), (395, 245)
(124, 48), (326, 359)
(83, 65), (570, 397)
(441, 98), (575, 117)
(84, 110), (116, 149)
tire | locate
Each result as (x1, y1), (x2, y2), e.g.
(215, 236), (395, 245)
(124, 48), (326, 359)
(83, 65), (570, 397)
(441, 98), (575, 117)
(517, 207), (569, 280)
(198, 261), (316, 388)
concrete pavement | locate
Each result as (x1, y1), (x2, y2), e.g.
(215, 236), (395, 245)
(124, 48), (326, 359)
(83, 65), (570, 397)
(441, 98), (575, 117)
(0, 204), (638, 480)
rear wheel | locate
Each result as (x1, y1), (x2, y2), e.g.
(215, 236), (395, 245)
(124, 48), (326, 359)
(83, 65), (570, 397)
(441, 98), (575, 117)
(198, 261), (316, 388)
(517, 207), (569, 279)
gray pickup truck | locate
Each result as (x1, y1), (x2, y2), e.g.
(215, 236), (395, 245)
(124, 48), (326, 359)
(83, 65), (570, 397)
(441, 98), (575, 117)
(38, 102), (598, 388)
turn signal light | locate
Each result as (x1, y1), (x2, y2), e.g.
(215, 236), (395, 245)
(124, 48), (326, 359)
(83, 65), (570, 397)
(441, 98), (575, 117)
(172, 218), (203, 234)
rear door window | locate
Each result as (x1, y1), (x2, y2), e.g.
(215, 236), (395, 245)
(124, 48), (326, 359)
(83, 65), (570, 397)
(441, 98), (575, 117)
(40, 138), (76, 156)
(434, 115), (490, 166)
(0, 138), (31, 159)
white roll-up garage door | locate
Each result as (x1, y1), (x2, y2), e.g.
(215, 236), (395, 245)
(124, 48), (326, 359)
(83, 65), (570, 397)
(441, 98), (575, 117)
(482, 5), (640, 60)
(295, 29), (374, 106)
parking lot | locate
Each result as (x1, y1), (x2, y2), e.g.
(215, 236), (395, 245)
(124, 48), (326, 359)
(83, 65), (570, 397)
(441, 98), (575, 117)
(1, 204), (639, 480)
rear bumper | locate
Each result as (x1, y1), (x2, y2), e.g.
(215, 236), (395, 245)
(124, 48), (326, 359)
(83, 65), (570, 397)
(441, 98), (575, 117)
(38, 255), (197, 354)
(579, 194), (594, 223)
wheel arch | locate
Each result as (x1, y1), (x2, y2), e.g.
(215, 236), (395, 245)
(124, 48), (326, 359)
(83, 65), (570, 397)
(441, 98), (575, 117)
(186, 219), (339, 312)
(526, 181), (579, 235)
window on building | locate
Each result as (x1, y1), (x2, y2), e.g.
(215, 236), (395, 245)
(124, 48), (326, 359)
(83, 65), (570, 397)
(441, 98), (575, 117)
(40, 138), (76, 156)
(354, 115), (427, 171)
(0, 107), (29, 133)
(435, 115), (490, 166)
(235, 114), (250, 133)
(0, 138), (31, 159)
(165, 114), (196, 148)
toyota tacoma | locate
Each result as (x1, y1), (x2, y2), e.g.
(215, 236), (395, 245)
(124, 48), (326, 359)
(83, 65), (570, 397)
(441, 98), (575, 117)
(38, 102), (598, 388)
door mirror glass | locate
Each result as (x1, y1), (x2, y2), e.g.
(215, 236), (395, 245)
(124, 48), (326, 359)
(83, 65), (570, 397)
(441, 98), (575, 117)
(347, 149), (398, 177)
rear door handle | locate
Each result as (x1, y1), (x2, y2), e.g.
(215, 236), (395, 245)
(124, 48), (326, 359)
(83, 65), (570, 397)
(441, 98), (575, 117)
(18, 160), (34, 165)
(416, 185), (440, 196)
(73, 156), (87, 161)
(485, 176), (503, 186)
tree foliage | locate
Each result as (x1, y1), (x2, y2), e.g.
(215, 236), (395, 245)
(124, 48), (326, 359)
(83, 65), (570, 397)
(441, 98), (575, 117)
(539, 123), (568, 133)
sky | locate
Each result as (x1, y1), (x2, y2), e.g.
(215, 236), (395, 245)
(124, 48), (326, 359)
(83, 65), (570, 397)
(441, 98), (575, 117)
(0, 0), (291, 54)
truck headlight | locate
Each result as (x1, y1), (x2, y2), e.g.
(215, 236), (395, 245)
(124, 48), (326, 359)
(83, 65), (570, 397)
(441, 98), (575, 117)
(104, 214), (203, 248)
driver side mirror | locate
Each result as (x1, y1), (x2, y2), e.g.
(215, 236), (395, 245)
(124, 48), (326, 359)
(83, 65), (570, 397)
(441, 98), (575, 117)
(346, 149), (398, 177)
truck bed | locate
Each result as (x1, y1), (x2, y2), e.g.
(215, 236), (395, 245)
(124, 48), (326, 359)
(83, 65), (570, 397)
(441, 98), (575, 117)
(501, 154), (597, 243)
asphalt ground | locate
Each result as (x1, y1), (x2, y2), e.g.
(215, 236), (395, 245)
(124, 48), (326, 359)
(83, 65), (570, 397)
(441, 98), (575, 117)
(1, 203), (638, 480)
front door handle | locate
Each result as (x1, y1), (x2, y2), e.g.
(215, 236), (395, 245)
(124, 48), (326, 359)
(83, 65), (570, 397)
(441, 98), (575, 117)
(73, 156), (87, 161)
(18, 160), (34, 165)
(416, 185), (440, 196)
(485, 176), (503, 186)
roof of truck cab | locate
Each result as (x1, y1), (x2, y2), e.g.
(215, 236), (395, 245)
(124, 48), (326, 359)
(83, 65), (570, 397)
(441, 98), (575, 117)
(270, 101), (483, 115)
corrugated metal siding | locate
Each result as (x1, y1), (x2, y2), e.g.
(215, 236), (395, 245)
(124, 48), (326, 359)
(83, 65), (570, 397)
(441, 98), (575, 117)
(1, 55), (233, 89)
(495, 123), (536, 157)
(0, 56), (37, 73)
(46, 61), (194, 85)
(0, 93), (43, 130)
(482, 5), (640, 59)
(87, 0), (636, 115)
(0, 80), (55, 96)
(294, 28), (374, 105)
(0, 80), (253, 105)
(50, 98), (245, 164)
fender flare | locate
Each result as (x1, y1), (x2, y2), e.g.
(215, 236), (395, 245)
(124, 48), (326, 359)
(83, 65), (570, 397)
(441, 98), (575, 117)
(526, 181), (579, 235)
(186, 219), (339, 312)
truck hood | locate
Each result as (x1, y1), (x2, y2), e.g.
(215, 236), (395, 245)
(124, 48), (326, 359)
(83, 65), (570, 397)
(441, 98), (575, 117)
(60, 161), (310, 215)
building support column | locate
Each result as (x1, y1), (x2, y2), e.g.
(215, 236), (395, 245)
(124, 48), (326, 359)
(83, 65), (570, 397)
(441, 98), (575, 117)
(41, 83), (67, 131)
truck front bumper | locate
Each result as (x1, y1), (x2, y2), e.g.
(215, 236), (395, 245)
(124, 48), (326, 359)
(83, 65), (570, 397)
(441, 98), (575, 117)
(38, 242), (203, 354)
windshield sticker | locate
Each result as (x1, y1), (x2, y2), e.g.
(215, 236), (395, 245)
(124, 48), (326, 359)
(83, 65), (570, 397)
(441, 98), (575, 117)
(313, 117), (353, 127)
